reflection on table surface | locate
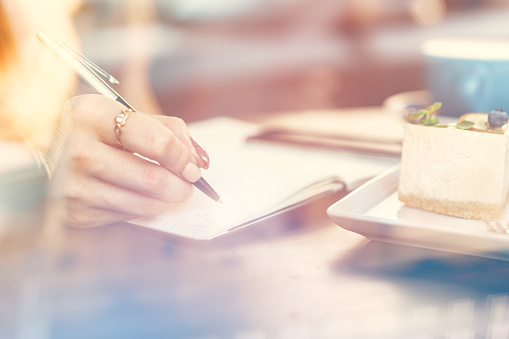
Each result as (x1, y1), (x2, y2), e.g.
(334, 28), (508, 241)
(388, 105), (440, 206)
(3, 192), (509, 339)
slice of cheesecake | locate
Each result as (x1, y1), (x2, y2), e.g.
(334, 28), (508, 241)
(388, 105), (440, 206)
(398, 115), (509, 220)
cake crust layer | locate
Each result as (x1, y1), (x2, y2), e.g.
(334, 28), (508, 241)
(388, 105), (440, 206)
(398, 192), (504, 221)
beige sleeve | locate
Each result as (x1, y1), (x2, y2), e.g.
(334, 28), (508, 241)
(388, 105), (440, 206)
(38, 101), (75, 181)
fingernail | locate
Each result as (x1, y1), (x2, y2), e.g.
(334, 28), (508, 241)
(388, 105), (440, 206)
(181, 162), (202, 183)
(191, 139), (210, 167)
(176, 133), (200, 160)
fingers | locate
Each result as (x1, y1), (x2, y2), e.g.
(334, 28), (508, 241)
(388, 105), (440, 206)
(117, 113), (189, 171)
(84, 141), (194, 201)
(151, 115), (209, 169)
(72, 94), (204, 182)
(63, 175), (175, 228)
(55, 94), (208, 229)
(64, 205), (136, 228)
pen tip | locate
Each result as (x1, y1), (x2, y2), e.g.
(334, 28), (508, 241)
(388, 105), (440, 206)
(217, 199), (223, 204)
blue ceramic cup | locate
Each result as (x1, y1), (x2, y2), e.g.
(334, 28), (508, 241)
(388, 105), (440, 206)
(421, 38), (509, 117)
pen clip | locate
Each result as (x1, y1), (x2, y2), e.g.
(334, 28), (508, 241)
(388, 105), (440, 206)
(62, 43), (120, 85)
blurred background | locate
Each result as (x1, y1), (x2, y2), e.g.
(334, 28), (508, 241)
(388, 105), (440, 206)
(4, 2), (509, 337)
(70, 0), (509, 123)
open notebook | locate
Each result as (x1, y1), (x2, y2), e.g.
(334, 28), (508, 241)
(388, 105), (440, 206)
(130, 117), (400, 240)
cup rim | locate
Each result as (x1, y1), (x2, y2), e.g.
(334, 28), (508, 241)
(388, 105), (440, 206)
(421, 37), (509, 60)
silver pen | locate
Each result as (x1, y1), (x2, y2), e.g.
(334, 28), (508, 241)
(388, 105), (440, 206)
(36, 31), (221, 202)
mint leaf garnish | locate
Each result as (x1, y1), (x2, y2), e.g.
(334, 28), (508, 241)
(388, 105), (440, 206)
(408, 111), (427, 120)
(408, 102), (442, 126)
(456, 121), (475, 130)
(423, 117), (439, 126)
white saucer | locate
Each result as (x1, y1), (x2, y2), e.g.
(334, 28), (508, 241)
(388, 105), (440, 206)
(327, 165), (509, 261)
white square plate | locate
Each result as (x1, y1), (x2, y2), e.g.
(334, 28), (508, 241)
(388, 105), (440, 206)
(327, 165), (509, 261)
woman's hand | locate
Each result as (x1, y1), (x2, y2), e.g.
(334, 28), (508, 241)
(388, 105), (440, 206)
(51, 94), (207, 228)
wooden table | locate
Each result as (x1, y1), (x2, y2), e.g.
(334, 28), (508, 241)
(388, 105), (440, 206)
(3, 189), (509, 339)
